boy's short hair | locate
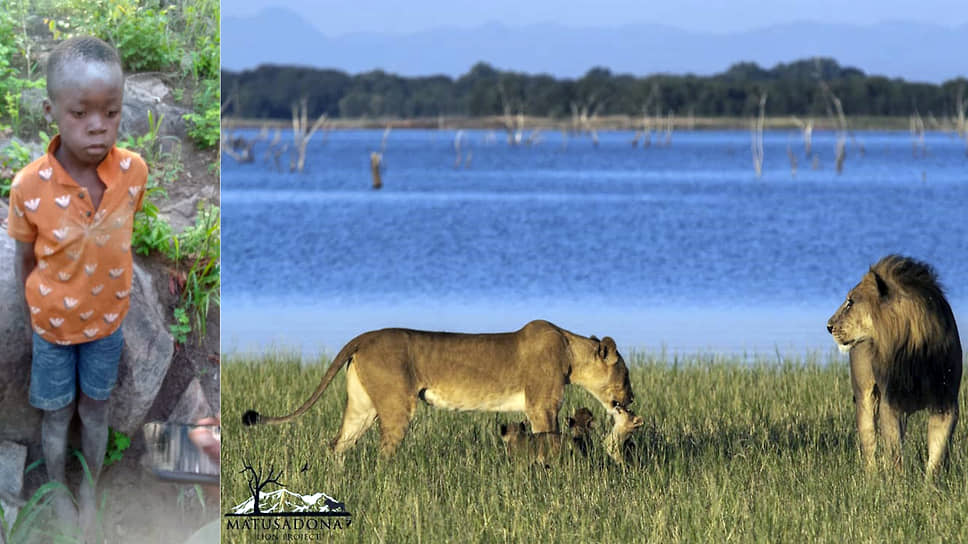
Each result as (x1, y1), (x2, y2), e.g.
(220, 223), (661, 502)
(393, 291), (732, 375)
(46, 35), (122, 101)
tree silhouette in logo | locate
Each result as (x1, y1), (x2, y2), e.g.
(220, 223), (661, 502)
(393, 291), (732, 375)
(240, 458), (284, 514)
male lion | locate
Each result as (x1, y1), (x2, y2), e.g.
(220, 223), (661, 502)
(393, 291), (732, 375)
(243, 320), (634, 458)
(827, 255), (962, 477)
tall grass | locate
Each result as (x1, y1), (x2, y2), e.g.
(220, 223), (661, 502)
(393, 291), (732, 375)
(221, 350), (968, 543)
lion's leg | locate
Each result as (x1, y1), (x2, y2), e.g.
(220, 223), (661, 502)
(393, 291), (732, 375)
(926, 406), (958, 478)
(374, 401), (414, 459)
(330, 364), (378, 454)
(525, 393), (562, 464)
(850, 352), (878, 471)
(854, 389), (878, 470)
(878, 398), (903, 472)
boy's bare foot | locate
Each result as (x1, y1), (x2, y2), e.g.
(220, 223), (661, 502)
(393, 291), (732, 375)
(50, 487), (77, 527)
(78, 480), (100, 543)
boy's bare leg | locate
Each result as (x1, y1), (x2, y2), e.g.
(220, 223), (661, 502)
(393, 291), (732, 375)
(42, 401), (76, 524)
(78, 393), (109, 539)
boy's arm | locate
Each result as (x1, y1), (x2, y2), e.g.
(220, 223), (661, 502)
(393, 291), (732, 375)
(14, 241), (36, 340)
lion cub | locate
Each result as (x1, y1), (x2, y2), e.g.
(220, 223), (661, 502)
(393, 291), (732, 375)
(499, 407), (596, 464)
(604, 405), (643, 466)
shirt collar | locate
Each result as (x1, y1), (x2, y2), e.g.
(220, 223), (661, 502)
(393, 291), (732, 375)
(46, 134), (121, 188)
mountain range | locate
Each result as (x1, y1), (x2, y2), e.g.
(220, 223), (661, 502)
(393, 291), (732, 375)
(230, 488), (346, 515)
(222, 8), (967, 83)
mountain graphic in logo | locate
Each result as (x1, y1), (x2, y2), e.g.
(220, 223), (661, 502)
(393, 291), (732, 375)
(230, 489), (346, 515)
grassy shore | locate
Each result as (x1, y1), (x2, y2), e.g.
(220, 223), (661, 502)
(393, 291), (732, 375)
(221, 351), (968, 543)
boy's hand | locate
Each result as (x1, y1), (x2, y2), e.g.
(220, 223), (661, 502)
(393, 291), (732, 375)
(189, 415), (220, 463)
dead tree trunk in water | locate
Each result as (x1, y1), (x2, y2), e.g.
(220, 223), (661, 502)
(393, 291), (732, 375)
(819, 81), (849, 174)
(370, 152), (383, 190)
(791, 116), (813, 156)
(663, 111), (674, 146)
(291, 98), (328, 172)
(787, 144), (797, 178)
(955, 84), (967, 155)
(751, 93), (767, 178)
(910, 110), (926, 158)
(454, 130), (463, 167)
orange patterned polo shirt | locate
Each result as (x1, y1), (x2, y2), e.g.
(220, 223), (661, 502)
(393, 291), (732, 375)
(6, 135), (148, 345)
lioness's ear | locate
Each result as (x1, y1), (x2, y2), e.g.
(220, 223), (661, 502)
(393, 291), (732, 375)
(598, 337), (618, 363)
(567, 417), (576, 428)
(499, 423), (509, 438)
(518, 422), (527, 434)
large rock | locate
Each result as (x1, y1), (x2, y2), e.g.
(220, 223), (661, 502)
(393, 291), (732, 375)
(120, 74), (189, 142)
(0, 440), (27, 527)
(0, 237), (37, 444)
(0, 235), (174, 443)
(167, 378), (212, 424)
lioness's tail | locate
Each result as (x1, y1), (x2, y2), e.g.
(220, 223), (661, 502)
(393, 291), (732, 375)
(242, 340), (361, 427)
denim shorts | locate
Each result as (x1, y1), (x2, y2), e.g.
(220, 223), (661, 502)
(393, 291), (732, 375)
(29, 327), (124, 410)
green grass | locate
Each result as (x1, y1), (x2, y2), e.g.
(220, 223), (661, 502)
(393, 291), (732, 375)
(221, 350), (968, 543)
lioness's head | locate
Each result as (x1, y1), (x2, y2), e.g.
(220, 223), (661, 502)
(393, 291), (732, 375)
(827, 268), (885, 353)
(571, 336), (634, 410)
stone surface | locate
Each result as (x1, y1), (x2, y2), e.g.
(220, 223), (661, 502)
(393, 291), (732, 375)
(158, 183), (218, 234)
(0, 440), (27, 529)
(110, 261), (176, 435)
(0, 236), (38, 444)
(167, 378), (212, 424)
(0, 236), (174, 442)
(120, 75), (189, 141)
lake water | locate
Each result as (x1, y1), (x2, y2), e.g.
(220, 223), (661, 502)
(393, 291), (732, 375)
(221, 129), (968, 358)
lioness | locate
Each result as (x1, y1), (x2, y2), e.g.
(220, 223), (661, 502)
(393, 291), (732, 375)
(827, 255), (962, 477)
(499, 407), (597, 462)
(243, 320), (634, 458)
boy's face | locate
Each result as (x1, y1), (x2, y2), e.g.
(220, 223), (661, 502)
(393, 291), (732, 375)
(44, 58), (124, 168)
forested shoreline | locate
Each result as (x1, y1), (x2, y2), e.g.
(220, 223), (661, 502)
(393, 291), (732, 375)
(222, 58), (967, 124)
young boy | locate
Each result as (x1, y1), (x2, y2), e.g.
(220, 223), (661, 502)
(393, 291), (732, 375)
(5, 36), (147, 534)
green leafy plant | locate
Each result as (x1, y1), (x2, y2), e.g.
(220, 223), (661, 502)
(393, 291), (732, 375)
(54, 0), (179, 72)
(1, 138), (34, 197)
(178, 0), (219, 81)
(0, 1), (47, 137)
(104, 428), (131, 467)
(117, 110), (165, 163)
(0, 458), (70, 544)
(0, 481), (68, 544)
(169, 204), (220, 342)
(184, 78), (220, 150)
(132, 198), (173, 256)
(170, 306), (191, 344)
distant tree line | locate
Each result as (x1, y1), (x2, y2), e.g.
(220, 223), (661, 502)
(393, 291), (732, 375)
(221, 58), (967, 121)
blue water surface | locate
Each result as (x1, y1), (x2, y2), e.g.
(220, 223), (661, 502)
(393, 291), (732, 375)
(221, 129), (968, 357)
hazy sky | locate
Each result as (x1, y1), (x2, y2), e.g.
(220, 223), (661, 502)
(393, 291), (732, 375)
(221, 0), (968, 34)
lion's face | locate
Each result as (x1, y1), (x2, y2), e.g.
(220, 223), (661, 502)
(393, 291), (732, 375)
(611, 405), (644, 434)
(571, 336), (635, 410)
(827, 273), (880, 353)
(566, 407), (595, 439)
(498, 422), (532, 456)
